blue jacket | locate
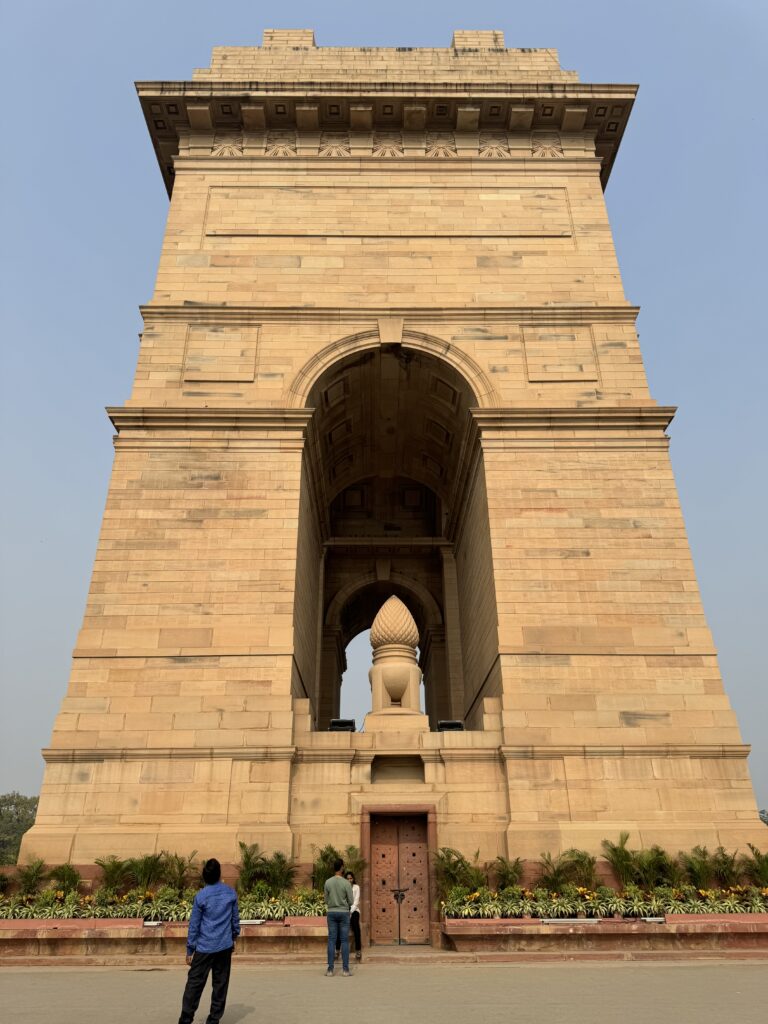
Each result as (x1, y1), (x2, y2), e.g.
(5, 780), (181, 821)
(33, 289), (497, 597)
(186, 882), (241, 956)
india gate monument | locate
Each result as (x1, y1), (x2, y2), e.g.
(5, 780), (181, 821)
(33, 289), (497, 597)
(21, 29), (763, 940)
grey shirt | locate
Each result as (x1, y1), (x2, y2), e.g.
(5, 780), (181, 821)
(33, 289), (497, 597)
(324, 874), (353, 912)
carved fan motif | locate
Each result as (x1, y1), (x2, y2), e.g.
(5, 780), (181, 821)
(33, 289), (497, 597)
(479, 132), (511, 158)
(266, 130), (297, 156)
(531, 132), (564, 158)
(211, 134), (244, 157)
(319, 131), (351, 157)
(373, 132), (404, 157)
(426, 132), (457, 157)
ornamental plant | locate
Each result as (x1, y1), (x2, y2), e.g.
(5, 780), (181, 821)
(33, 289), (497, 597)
(311, 843), (366, 891)
(94, 856), (131, 893)
(15, 858), (47, 896)
(161, 851), (198, 895)
(433, 848), (485, 897)
(491, 856), (523, 889)
(47, 863), (82, 895)
(739, 845), (768, 887)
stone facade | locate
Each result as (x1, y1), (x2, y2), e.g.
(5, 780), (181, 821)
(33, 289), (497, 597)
(21, 30), (763, 878)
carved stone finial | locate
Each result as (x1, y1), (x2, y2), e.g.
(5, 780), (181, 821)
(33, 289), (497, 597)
(370, 596), (419, 650)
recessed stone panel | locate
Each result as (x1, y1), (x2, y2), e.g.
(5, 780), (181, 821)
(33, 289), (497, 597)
(182, 325), (258, 382)
(523, 325), (599, 382)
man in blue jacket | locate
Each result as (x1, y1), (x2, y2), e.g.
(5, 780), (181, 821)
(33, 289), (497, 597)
(178, 858), (240, 1024)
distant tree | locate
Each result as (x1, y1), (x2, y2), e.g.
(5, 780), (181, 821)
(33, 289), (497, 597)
(760, 809), (768, 827)
(0, 792), (38, 864)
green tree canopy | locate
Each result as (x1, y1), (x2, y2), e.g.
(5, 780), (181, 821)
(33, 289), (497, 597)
(0, 792), (38, 864)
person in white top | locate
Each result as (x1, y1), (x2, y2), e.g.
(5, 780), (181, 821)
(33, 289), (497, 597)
(335, 871), (362, 962)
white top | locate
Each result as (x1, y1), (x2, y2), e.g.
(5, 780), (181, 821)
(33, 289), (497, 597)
(350, 883), (360, 915)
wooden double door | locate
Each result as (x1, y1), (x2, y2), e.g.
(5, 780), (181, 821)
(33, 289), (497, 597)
(370, 814), (431, 945)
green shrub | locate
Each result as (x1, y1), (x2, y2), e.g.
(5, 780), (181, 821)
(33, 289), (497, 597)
(95, 855), (131, 893)
(601, 832), (634, 887)
(340, 845), (367, 883)
(261, 852), (297, 896)
(678, 845), (715, 889)
(738, 845), (768, 887)
(536, 852), (572, 892)
(0, 872), (9, 895)
(162, 851), (198, 894)
(16, 858), (47, 895)
(491, 856), (523, 889)
(711, 847), (739, 888)
(602, 834), (679, 889)
(432, 848), (485, 897)
(632, 846), (680, 888)
(48, 863), (82, 894)
(237, 842), (267, 894)
(311, 844), (341, 891)
(237, 845), (300, 895)
(562, 849), (598, 889)
(126, 854), (165, 891)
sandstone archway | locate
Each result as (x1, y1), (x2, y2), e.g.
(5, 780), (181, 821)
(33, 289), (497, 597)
(291, 339), (500, 730)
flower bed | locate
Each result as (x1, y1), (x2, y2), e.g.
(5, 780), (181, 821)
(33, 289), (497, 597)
(0, 886), (327, 922)
(441, 883), (768, 920)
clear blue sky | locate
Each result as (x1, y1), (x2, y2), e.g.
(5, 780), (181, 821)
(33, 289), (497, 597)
(1, 0), (766, 810)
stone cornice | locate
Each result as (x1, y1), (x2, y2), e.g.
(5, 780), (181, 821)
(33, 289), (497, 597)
(108, 406), (312, 429)
(472, 406), (675, 431)
(108, 407), (314, 453)
(137, 81), (635, 194)
(293, 749), (357, 764)
(44, 742), (747, 765)
(43, 746), (296, 763)
(472, 406), (675, 451)
(501, 744), (752, 760)
(140, 304), (640, 326)
(137, 81), (637, 99)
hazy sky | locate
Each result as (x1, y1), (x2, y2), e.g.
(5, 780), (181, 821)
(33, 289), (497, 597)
(1, 0), (766, 809)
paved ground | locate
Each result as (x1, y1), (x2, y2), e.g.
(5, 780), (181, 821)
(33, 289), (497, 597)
(1, 960), (766, 1024)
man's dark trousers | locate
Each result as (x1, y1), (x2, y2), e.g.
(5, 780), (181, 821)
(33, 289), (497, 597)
(327, 911), (350, 971)
(178, 947), (233, 1024)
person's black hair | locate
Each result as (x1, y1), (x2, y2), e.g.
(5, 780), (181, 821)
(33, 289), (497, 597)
(333, 858), (344, 873)
(345, 871), (356, 884)
(202, 858), (222, 884)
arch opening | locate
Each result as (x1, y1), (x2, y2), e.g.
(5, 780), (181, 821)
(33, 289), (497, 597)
(338, 628), (426, 730)
(291, 340), (500, 730)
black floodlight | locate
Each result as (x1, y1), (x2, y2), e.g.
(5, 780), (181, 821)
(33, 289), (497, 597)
(437, 720), (465, 732)
(329, 719), (356, 732)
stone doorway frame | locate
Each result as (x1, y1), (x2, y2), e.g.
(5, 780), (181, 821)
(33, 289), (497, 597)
(360, 804), (440, 947)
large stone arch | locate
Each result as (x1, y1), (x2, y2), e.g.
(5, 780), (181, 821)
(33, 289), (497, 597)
(288, 328), (499, 410)
(291, 332), (501, 732)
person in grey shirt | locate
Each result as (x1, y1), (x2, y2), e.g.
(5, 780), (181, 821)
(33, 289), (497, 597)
(324, 858), (353, 976)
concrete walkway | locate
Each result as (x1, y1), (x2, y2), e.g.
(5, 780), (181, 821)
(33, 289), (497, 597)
(1, 961), (767, 1024)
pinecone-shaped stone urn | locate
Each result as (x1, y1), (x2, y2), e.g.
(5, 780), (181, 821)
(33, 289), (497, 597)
(366, 596), (425, 725)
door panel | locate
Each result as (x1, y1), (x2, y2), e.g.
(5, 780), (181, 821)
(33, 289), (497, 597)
(398, 817), (430, 944)
(370, 815), (400, 944)
(370, 814), (430, 945)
